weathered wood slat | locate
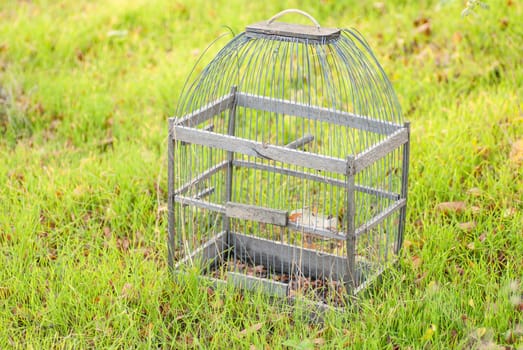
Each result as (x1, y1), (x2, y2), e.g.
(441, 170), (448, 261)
(354, 198), (406, 238)
(354, 128), (408, 174)
(230, 232), (350, 281)
(174, 195), (226, 213)
(174, 160), (228, 195)
(227, 272), (289, 298)
(236, 92), (401, 135)
(246, 21), (340, 43)
(174, 93), (235, 127)
(174, 126), (348, 174)
(226, 202), (288, 227)
(180, 123), (214, 145)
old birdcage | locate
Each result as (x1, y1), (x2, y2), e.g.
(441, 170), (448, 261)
(168, 9), (410, 306)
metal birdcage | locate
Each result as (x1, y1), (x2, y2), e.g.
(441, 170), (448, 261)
(168, 9), (410, 306)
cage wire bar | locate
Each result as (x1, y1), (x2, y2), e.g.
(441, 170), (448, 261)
(168, 9), (410, 306)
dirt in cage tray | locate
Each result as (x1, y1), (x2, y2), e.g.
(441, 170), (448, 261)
(210, 258), (347, 307)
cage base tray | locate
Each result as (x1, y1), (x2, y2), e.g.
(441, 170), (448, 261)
(175, 230), (375, 307)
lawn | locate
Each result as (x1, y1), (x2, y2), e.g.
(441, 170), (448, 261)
(1, 0), (522, 348)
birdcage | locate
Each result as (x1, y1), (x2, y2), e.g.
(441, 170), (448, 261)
(168, 9), (410, 307)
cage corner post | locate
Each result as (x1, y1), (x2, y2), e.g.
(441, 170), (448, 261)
(167, 117), (176, 273)
(396, 121), (411, 254)
(345, 155), (357, 294)
(223, 86), (238, 249)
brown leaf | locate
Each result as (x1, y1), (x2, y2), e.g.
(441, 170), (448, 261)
(253, 265), (265, 274)
(373, 2), (386, 14)
(452, 32), (463, 45)
(503, 207), (517, 218)
(436, 201), (466, 214)
(117, 237), (130, 251)
(474, 145), (490, 159)
(415, 22), (431, 36)
(479, 233), (487, 242)
(103, 226), (111, 239)
(500, 17), (509, 29)
(239, 322), (264, 337)
(458, 221), (476, 232)
(470, 206), (481, 215)
(509, 139), (523, 166)
(121, 283), (134, 299)
(288, 212), (302, 222)
(313, 338), (325, 346)
(412, 255), (422, 268)
(413, 16), (429, 27)
(415, 272), (427, 285)
(48, 248), (58, 261)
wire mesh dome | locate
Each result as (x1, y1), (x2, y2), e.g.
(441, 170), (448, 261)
(168, 9), (410, 306)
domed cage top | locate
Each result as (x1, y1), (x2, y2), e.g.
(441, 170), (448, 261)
(168, 10), (410, 306)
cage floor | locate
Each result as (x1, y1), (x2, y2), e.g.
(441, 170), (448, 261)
(208, 258), (347, 307)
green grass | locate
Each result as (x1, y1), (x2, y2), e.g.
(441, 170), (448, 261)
(1, 0), (522, 348)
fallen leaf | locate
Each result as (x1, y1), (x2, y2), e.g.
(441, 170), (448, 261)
(412, 255), (422, 268)
(458, 221), (476, 232)
(313, 338), (325, 346)
(103, 226), (111, 239)
(509, 139), (523, 166)
(510, 295), (521, 307)
(479, 233), (487, 242)
(413, 16), (429, 27)
(117, 237), (130, 251)
(415, 22), (432, 36)
(474, 145), (490, 159)
(373, 2), (385, 13)
(436, 201), (466, 214)
(239, 322), (264, 337)
(466, 242), (475, 250)
(427, 280), (439, 293)
(452, 32), (463, 44)
(500, 17), (509, 29)
(121, 283), (134, 299)
(415, 272), (427, 285)
(470, 206), (481, 215)
(289, 212), (302, 222)
(503, 207), (517, 218)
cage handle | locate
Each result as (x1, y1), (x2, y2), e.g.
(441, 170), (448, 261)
(267, 9), (321, 30)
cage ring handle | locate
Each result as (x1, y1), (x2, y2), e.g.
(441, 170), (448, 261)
(267, 9), (321, 30)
